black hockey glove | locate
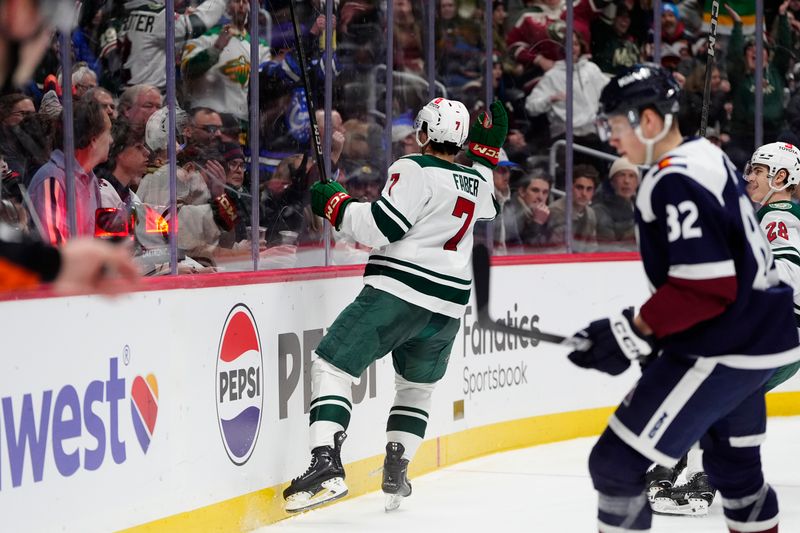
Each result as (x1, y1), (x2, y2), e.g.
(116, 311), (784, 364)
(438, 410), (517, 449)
(567, 308), (655, 376)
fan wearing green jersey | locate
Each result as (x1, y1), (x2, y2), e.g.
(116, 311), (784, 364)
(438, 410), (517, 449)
(282, 98), (507, 514)
(746, 141), (800, 390)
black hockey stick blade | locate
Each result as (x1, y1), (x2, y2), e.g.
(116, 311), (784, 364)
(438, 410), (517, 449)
(471, 243), (591, 351)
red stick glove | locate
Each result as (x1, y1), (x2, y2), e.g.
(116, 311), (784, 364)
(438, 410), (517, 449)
(311, 180), (354, 230)
(466, 100), (509, 169)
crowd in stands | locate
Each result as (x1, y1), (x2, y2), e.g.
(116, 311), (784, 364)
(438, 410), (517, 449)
(0, 0), (798, 273)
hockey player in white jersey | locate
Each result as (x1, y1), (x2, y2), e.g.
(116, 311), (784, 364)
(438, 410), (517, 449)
(746, 142), (800, 388)
(120, 0), (226, 90)
(282, 98), (506, 513)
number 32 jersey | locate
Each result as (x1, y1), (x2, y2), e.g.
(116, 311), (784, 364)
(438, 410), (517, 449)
(635, 137), (800, 366)
(339, 154), (498, 318)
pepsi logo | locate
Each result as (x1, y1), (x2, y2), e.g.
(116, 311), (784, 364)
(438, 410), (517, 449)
(130, 374), (159, 453)
(216, 304), (263, 466)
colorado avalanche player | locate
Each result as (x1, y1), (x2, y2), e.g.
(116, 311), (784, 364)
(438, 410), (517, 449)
(568, 64), (800, 533)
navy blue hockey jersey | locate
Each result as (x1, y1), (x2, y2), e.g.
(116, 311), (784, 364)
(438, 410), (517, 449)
(635, 137), (800, 367)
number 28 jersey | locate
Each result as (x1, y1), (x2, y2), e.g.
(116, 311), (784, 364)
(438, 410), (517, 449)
(635, 137), (800, 366)
(757, 201), (800, 329)
(339, 154), (498, 318)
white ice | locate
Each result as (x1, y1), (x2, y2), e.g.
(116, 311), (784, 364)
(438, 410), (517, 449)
(260, 416), (800, 532)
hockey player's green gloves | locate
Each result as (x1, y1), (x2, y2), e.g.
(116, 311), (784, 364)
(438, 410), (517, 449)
(311, 180), (354, 230)
(466, 100), (509, 169)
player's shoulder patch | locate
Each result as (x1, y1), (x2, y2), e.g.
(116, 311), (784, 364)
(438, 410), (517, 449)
(655, 156), (688, 172)
(770, 202), (793, 210)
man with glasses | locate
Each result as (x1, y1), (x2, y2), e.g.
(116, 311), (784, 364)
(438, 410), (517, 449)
(184, 107), (224, 146)
(0, 94), (35, 127)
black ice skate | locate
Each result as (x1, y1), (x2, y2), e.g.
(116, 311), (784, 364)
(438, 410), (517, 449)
(645, 464), (677, 503)
(651, 472), (716, 517)
(283, 431), (348, 513)
(382, 442), (413, 512)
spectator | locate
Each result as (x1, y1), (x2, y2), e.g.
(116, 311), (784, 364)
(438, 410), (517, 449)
(220, 112), (242, 144)
(725, 2), (792, 169)
(137, 140), (244, 265)
(391, 115), (419, 160)
(98, 121), (149, 209)
(84, 87), (118, 121)
(119, 85), (162, 126)
(502, 169), (552, 250)
(120, 0), (226, 90)
(181, 0), (271, 123)
(594, 156), (638, 251)
(0, 112), (55, 186)
(29, 99), (112, 244)
(393, 0), (424, 74)
(72, 64), (98, 99)
(548, 163), (598, 252)
(437, 0), (483, 93)
(591, 4), (640, 75)
(260, 107), (345, 246)
(490, 148), (518, 253)
(492, 0), (517, 76)
(184, 107), (224, 147)
(661, 2), (693, 44)
(218, 141), (252, 246)
(677, 64), (730, 138)
(0, 94), (35, 127)
(506, 0), (601, 73)
(524, 31), (609, 148)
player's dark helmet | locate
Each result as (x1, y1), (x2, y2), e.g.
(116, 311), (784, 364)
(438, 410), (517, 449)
(599, 63), (681, 119)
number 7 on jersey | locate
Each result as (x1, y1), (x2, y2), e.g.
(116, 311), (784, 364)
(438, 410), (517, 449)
(444, 197), (475, 251)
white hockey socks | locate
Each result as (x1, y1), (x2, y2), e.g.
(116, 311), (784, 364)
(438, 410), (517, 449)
(309, 356), (355, 450)
(386, 374), (436, 461)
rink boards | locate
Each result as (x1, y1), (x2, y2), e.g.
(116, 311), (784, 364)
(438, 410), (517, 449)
(0, 253), (798, 532)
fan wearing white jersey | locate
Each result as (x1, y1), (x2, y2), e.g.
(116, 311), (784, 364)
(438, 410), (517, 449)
(120, 0), (226, 90)
(181, 0), (270, 122)
(282, 99), (507, 514)
(746, 141), (800, 390)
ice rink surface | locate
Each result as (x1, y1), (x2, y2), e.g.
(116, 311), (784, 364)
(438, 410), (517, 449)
(261, 417), (800, 532)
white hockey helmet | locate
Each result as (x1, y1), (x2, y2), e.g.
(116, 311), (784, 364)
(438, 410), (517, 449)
(414, 97), (470, 148)
(747, 142), (800, 187)
(145, 106), (189, 153)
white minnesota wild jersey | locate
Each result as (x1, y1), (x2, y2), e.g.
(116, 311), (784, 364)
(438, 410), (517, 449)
(340, 154), (498, 318)
(757, 201), (800, 329)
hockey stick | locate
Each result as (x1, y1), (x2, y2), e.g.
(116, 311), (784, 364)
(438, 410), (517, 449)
(699, 0), (720, 137)
(471, 243), (591, 351)
(288, 1), (328, 183)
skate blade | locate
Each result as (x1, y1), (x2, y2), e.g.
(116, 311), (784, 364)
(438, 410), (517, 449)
(384, 492), (405, 512)
(651, 498), (709, 517)
(285, 477), (348, 513)
(647, 485), (671, 503)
